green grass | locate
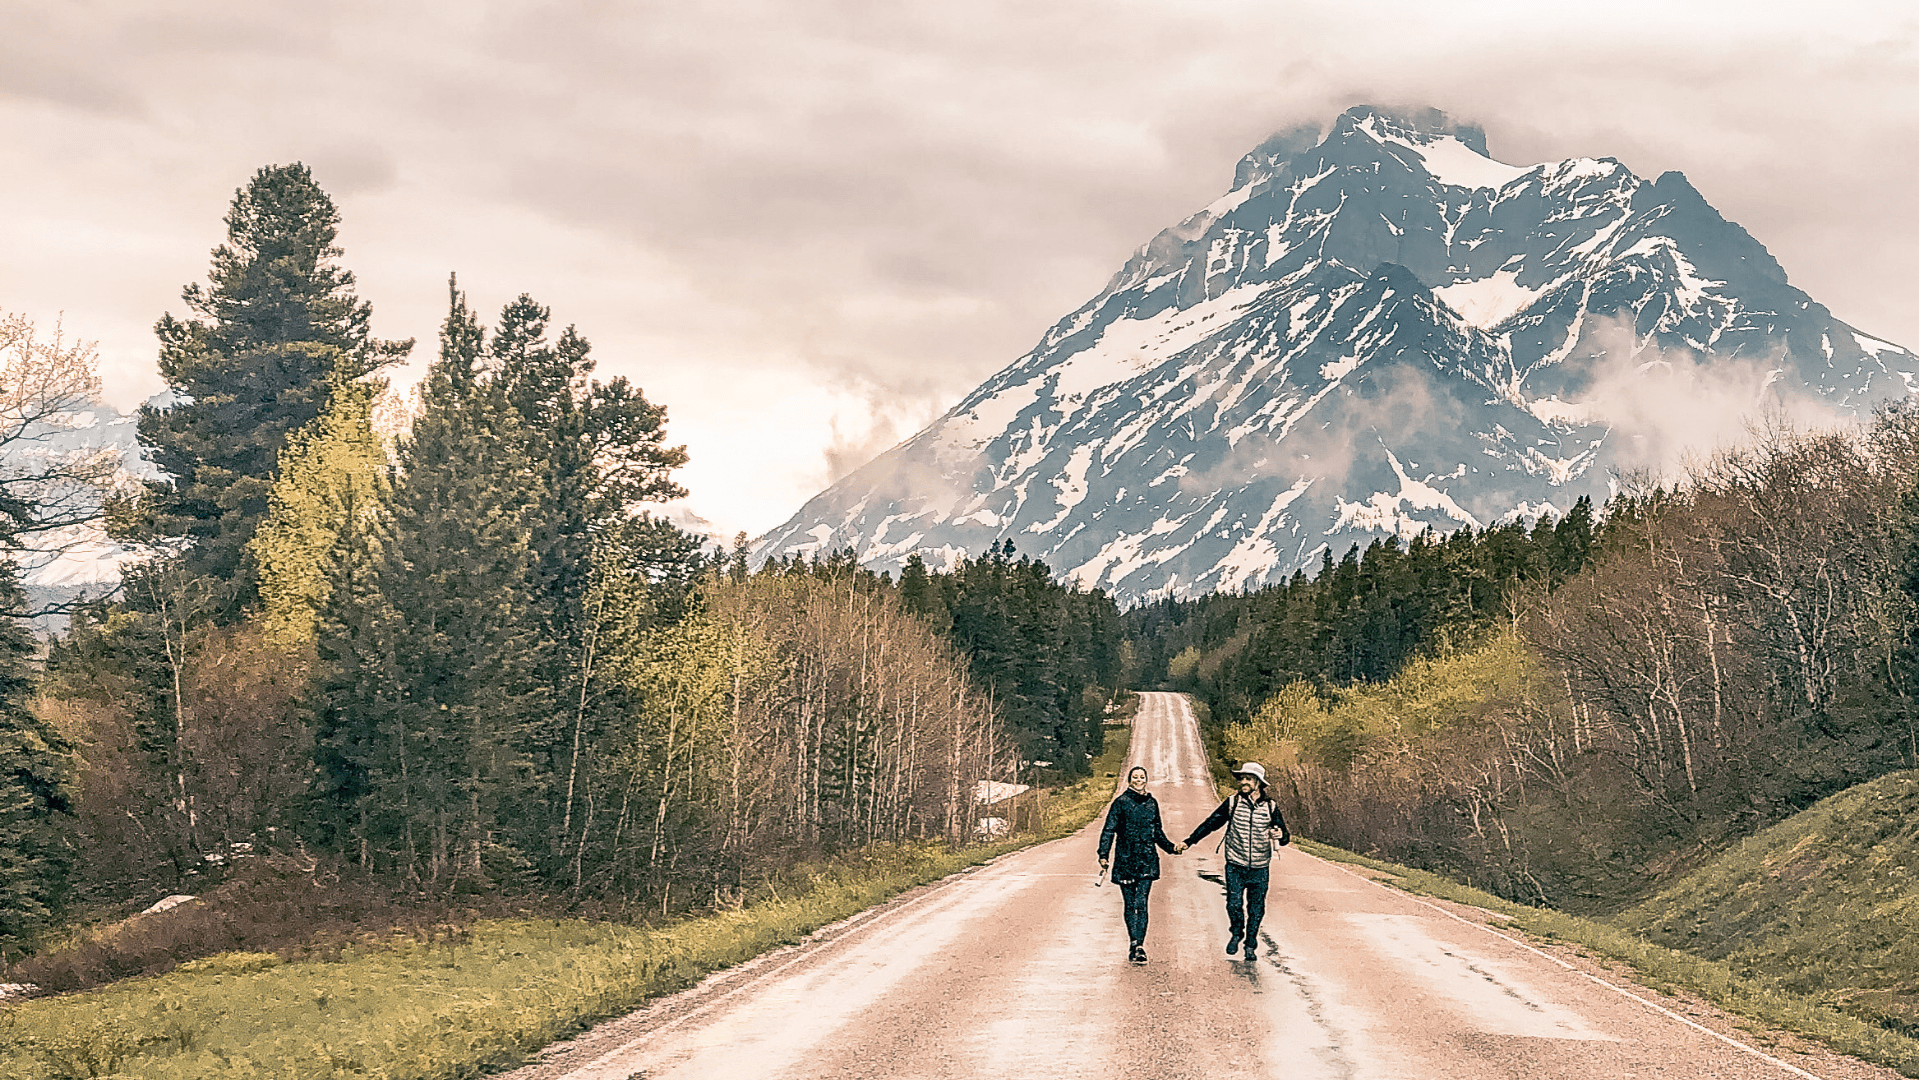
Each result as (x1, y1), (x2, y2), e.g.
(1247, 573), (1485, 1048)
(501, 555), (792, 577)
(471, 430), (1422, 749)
(1297, 833), (1918, 1077)
(1611, 770), (1917, 1038)
(0, 728), (1132, 1080)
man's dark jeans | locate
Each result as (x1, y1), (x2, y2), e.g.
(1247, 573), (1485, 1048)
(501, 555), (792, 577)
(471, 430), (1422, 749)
(1224, 861), (1270, 944)
(1118, 878), (1154, 944)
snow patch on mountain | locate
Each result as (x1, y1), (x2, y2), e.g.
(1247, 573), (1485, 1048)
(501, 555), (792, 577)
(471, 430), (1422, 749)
(755, 104), (1917, 605)
(1210, 477), (1313, 592)
(1029, 444), (1096, 533)
(1352, 111), (1529, 190)
(1054, 282), (1269, 408)
(1332, 449), (1481, 541)
(1433, 270), (1541, 330)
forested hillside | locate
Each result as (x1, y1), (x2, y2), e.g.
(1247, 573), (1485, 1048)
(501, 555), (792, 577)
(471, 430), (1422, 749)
(1151, 405), (1917, 912)
(0, 167), (1129, 962)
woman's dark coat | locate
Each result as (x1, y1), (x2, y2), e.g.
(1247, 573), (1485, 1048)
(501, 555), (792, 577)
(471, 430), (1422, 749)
(1098, 788), (1177, 883)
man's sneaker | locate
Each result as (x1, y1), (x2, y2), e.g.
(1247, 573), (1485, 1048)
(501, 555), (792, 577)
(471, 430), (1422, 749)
(1226, 934), (1241, 956)
(1242, 943), (1258, 962)
(1130, 943), (1147, 963)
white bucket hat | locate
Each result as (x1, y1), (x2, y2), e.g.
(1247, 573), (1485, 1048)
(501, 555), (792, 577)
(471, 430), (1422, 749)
(1233, 762), (1268, 785)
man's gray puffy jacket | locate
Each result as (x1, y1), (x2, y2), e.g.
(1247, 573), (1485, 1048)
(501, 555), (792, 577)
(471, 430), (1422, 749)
(1183, 792), (1290, 868)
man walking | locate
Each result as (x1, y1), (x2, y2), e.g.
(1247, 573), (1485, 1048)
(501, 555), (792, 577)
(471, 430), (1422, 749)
(1182, 761), (1290, 962)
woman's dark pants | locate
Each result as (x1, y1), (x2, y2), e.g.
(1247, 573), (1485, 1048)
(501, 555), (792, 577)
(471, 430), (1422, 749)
(1224, 862), (1270, 943)
(1118, 878), (1153, 944)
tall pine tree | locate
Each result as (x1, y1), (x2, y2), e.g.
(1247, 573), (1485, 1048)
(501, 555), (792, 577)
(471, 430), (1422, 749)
(485, 294), (687, 871)
(310, 280), (547, 885)
(248, 371), (389, 648)
(0, 571), (72, 950)
(137, 163), (410, 606)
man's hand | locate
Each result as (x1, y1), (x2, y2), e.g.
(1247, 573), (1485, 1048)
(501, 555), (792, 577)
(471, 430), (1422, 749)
(1099, 858), (1108, 869)
(1174, 842), (1188, 854)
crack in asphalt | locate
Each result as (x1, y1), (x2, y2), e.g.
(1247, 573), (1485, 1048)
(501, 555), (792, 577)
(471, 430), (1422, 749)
(1265, 934), (1359, 1080)
(1446, 950), (1545, 1011)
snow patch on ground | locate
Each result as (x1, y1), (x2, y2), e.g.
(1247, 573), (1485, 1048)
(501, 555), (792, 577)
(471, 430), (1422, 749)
(974, 780), (1030, 804)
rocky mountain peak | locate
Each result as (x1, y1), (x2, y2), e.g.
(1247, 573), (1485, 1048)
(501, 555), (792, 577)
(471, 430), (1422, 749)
(757, 106), (1914, 604)
(1335, 104), (1493, 158)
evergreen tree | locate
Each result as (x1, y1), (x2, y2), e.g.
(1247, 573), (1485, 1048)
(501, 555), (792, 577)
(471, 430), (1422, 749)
(310, 282), (547, 884)
(0, 571), (72, 950)
(484, 293), (688, 871)
(137, 163), (410, 604)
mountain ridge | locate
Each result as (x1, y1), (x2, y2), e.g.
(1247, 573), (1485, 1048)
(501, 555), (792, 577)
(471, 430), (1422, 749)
(754, 104), (1916, 603)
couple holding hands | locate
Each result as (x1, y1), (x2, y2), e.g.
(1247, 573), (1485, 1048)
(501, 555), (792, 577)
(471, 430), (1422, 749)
(1097, 762), (1290, 964)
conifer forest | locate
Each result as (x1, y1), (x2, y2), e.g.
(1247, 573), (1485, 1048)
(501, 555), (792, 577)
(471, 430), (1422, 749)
(0, 162), (1912, 975)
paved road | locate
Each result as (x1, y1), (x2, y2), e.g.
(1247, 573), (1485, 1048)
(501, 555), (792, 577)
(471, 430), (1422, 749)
(513, 692), (1888, 1080)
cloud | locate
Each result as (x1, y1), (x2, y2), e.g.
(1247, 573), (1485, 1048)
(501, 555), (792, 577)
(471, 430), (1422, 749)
(823, 411), (904, 485)
(0, 0), (1909, 538)
(1555, 316), (1851, 482)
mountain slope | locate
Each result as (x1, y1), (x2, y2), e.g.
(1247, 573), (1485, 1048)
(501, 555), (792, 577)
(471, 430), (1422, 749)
(758, 105), (1915, 602)
(1611, 770), (1918, 1037)
(9, 401), (155, 628)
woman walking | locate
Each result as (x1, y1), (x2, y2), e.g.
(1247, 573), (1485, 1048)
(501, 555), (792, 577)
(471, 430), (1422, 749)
(1098, 766), (1184, 963)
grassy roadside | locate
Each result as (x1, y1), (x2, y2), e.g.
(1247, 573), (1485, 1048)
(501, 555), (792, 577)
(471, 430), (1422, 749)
(1611, 771), (1917, 1039)
(0, 729), (1134, 1080)
(1295, 838), (1917, 1077)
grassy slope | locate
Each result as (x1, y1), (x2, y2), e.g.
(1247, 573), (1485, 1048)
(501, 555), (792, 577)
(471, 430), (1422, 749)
(1296, 770), (1919, 1078)
(1609, 770), (1917, 1038)
(0, 731), (1132, 1080)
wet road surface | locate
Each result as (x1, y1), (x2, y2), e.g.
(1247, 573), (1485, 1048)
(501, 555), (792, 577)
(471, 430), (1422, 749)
(506, 692), (1896, 1080)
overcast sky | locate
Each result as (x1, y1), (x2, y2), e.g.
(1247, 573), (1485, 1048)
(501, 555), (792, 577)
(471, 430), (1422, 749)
(2, 1), (1913, 539)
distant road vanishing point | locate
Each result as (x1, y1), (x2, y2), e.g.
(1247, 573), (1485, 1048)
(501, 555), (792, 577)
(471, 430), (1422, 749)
(503, 692), (1875, 1080)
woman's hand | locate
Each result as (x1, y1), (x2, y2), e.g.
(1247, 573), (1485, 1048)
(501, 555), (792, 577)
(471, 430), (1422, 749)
(1174, 842), (1188, 854)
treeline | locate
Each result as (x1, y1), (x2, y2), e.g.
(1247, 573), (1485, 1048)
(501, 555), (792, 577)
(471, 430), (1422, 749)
(1190, 408), (1918, 911)
(896, 543), (1128, 780)
(0, 164), (1124, 952)
(1130, 498), (1597, 725)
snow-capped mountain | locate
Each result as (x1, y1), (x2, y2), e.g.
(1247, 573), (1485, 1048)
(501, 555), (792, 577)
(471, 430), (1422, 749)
(755, 105), (1916, 604)
(10, 401), (155, 627)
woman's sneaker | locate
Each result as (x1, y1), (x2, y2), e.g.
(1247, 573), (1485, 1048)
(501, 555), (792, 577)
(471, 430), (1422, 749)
(1129, 943), (1147, 963)
(1226, 934), (1241, 956)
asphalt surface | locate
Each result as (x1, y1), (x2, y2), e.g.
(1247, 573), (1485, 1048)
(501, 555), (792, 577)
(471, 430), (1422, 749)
(505, 692), (1900, 1080)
